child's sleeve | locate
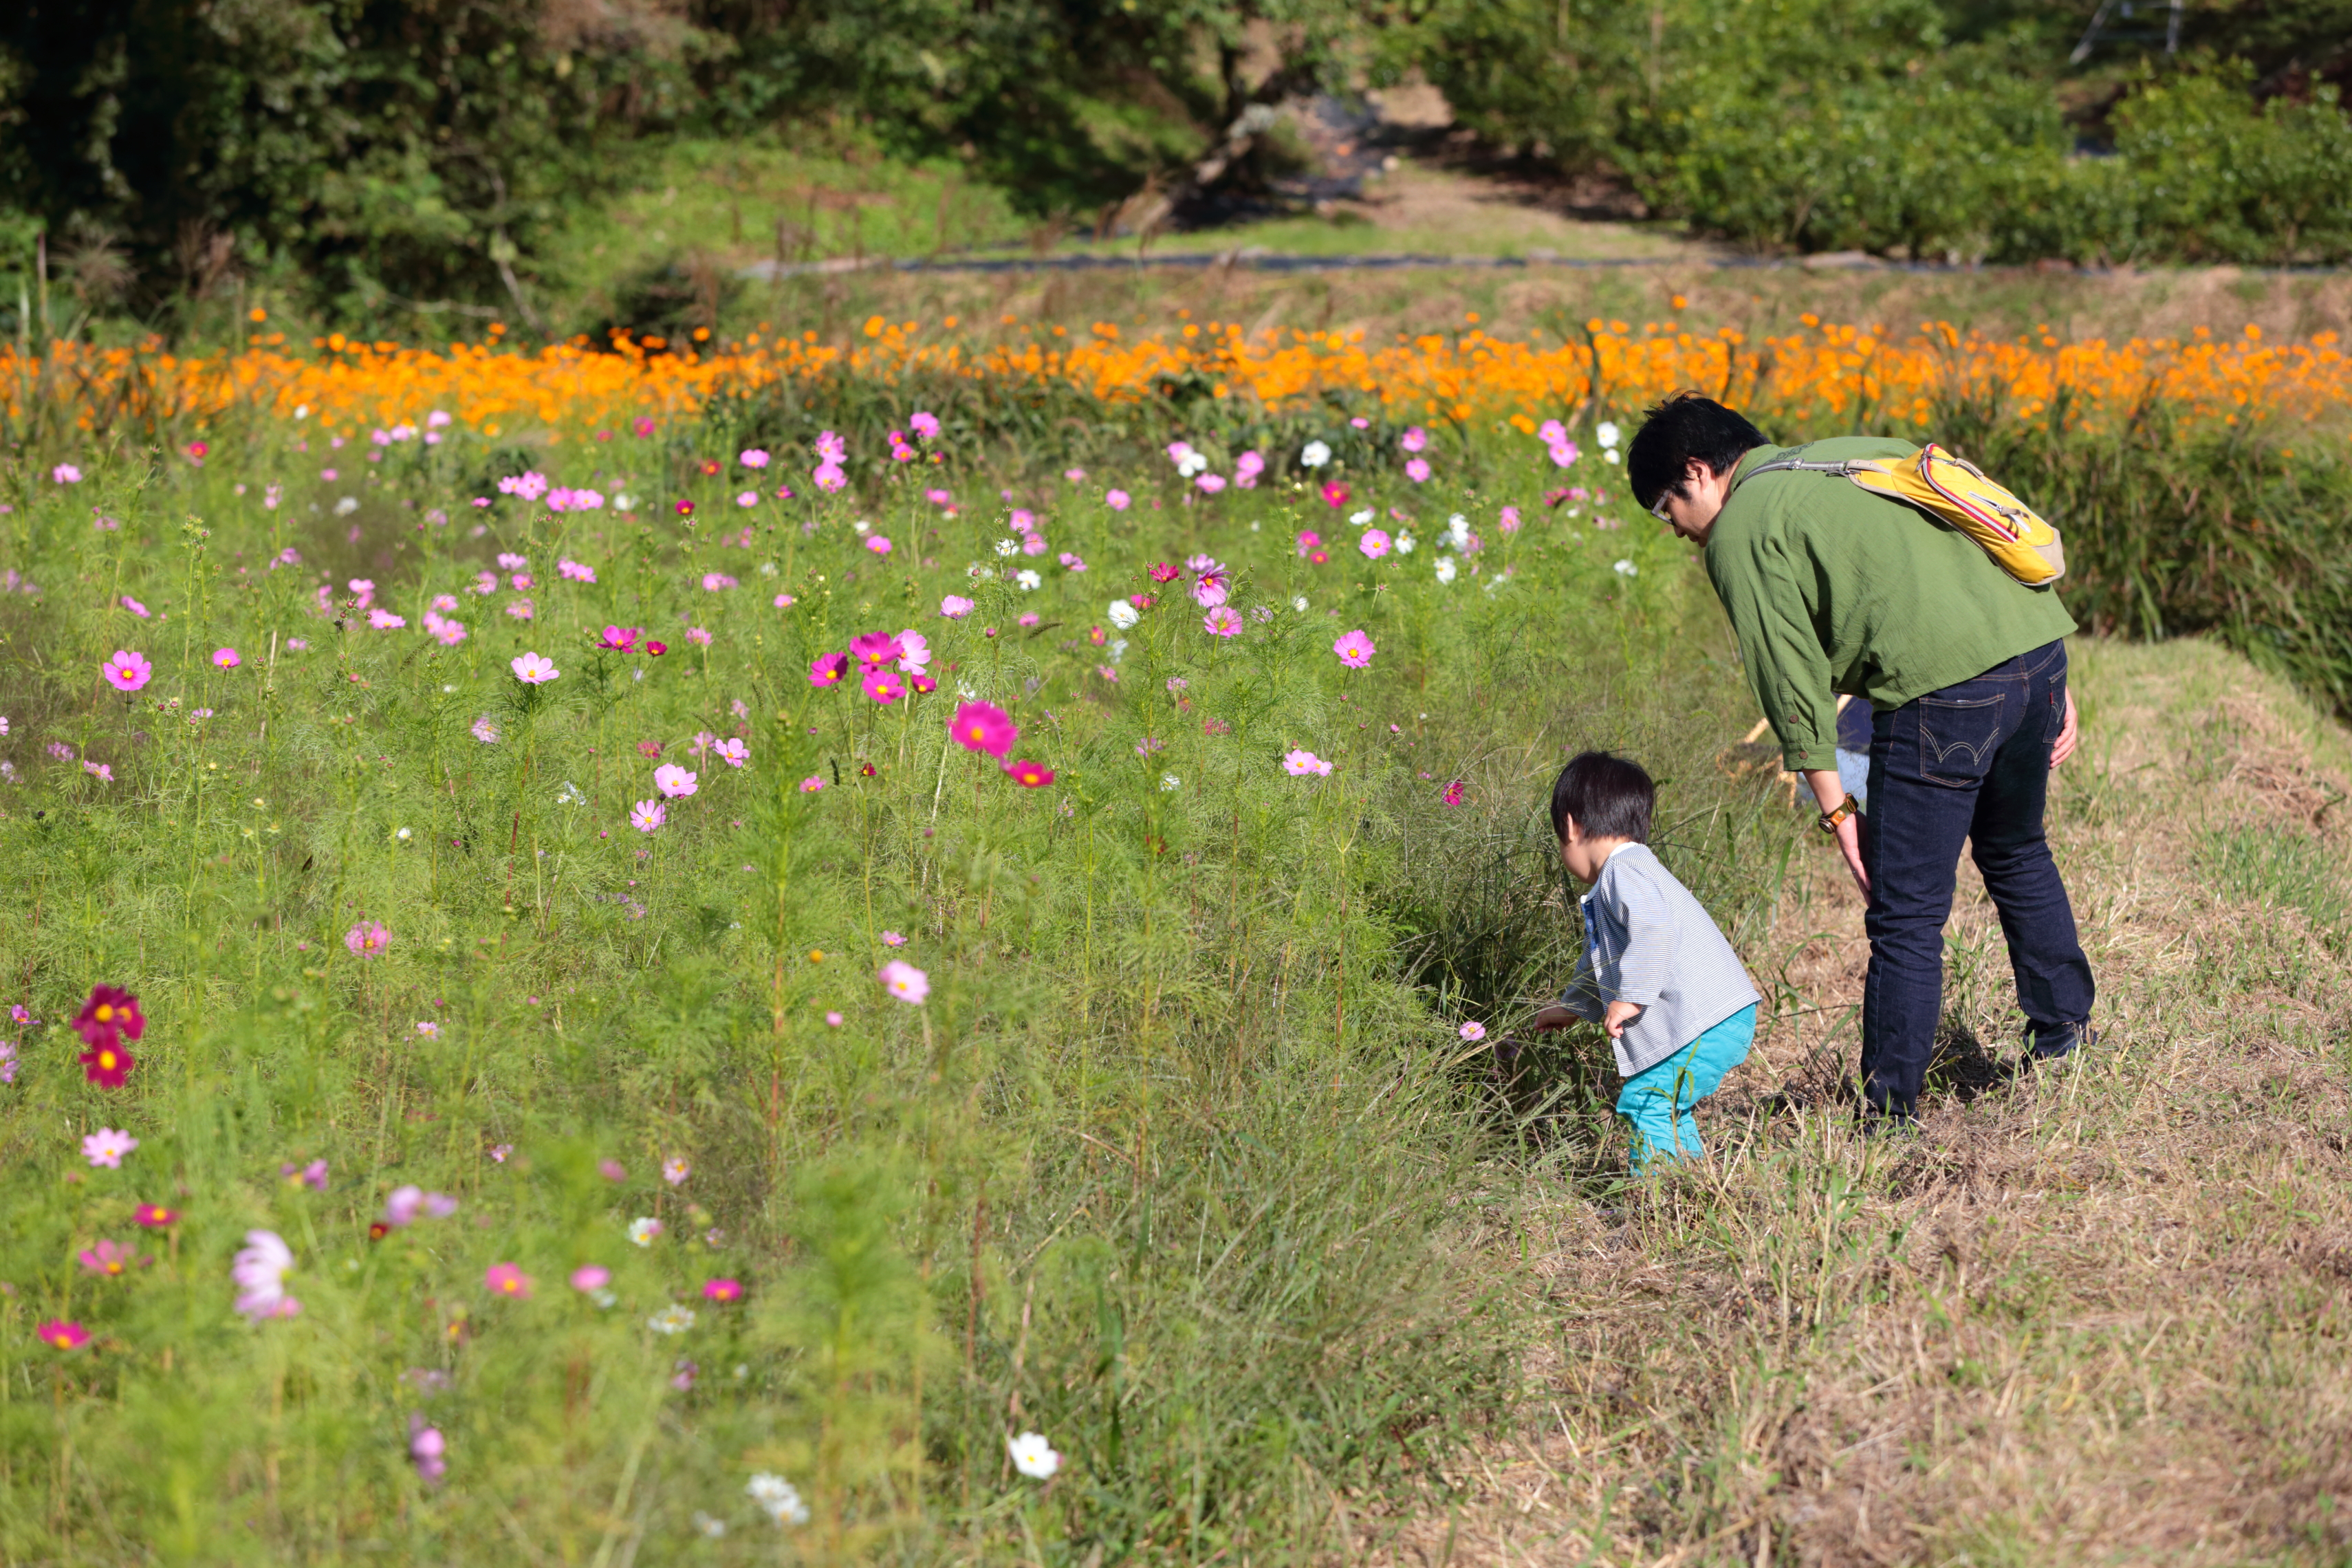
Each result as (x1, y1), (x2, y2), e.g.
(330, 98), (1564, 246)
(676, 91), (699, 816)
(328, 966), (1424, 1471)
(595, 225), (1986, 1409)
(1610, 868), (1679, 1009)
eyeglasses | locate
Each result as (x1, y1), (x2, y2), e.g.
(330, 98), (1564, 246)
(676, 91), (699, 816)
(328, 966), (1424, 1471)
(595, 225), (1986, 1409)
(1648, 492), (1676, 524)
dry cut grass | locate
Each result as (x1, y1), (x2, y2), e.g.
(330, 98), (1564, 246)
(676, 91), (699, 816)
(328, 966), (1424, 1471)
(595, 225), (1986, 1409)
(1349, 637), (2352, 1567)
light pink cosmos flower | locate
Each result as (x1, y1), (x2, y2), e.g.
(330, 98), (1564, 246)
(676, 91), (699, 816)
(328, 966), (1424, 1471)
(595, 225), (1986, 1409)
(1196, 472), (1226, 494)
(213, 646), (241, 668)
(1538, 419), (1567, 445)
(1499, 505), (1523, 533)
(1404, 458), (1432, 483)
(471, 717), (500, 744)
(1282, 750), (1333, 777)
(101, 650), (153, 692)
(736, 490), (757, 508)
(83, 1127), (138, 1168)
(740, 448), (770, 468)
(347, 920), (391, 957)
(1401, 426), (1428, 453)
(1332, 629), (1375, 668)
(1104, 489), (1131, 511)
(570, 1265), (611, 1292)
(52, 464), (82, 483)
(83, 760), (113, 783)
(865, 535), (892, 555)
(1549, 440), (1580, 468)
(653, 764), (697, 798)
(814, 464), (847, 492)
(484, 1263), (532, 1299)
(232, 1228), (298, 1319)
(939, 596), (974, 619)
(799, 776), (825, 794)
(410, 1417), (446, 1485)
(384, 1186), (459, 1226)
(1060, 553), (1087, 571)
(1459, 1021), (1487, 1042)
(664, 1157), (690, 1185)
(702, 573), (737, 591)
(469, 570), (497, 595)
(715, 738), (748, 767)
(559, 558), (596, 582)
(121, 596), (149, 618)
(684, 627), (712, 646)
(894, 630), (931, 673)
(1235, 450), (1265, 487)
(1192, 577), (1228, 609)
(880, 930), (906, 947)
(1359, 530), (1392, 559)
(1203, 607), (1243, 637)
(910, 411), (941, 440)
(631, 798), (666, 832)
(426, 613), (467, 646)
(369, 608), (407, 629)
(879, 959), (930, 1004)
(816, 430), (847, 464)
(510, 652), (560, 684)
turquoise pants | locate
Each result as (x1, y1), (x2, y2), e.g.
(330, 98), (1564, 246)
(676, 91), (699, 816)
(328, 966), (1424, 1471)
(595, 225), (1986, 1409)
(1615, 1004), (1756, 1172)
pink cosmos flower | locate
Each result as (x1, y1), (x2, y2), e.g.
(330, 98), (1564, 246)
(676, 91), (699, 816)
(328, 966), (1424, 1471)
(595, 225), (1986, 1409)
(78, 1239), (133, 1276)
(1499, 505), (1523, 533)
(83, 760), (113, 783)
(598, 625), (640, 653)
(560, 558), (596, 582)
(570, 1265), (611, 1292)
(734, 490), (757, 508)
(39, 1320), (91, 1351)
(510, 652), (560, 684)
(83, 1127), (138, 1168)
(346, 920), (391, 957)
(1282, 750), (1333, 777)
(851, 631), (903, 668)
(1549, 440), (1580, 468)
(384, 1186), (459, 1226)
(880, 930), (906, 947)
(121, 595), (149, 618)
(1203, 607), (1243, 637)
(715, 738), (748, 767)
(862, 669), (905, 704)
(469, 571), (497, 596)
(1295, 530), (1320, 558)
(814, 463), (847, 493)
(371, 608), (408, 629)
(924, 488), (952, 507)
(410, 1417), (446, 1485)
(471, 717), (500, 744)
(799, 776), (825, 794)
(1459, 1020), (1486, 1042)
(1404, 458), (1432, 483)
(940, 595), (974, 618)
(701, 573), (738, 591)
(1401, 426), (1428, 453)
(684, 627), (712, 646)
(950, 701), (1017, 756)
(816, 430), (846, 463)
(1332, 629), (1376, 668)
(1443, 778), (1466, 806)
(1104, 489), (1131, 511)
(213, 646), (241, 668)
(879, 959), (930, 1004)
(809, 652), (850, 686)
(774, 594), (796, 609)
(631, 799), (666, 832)
(1196, 472), (1227, 494)
(430, 616), (468, 646)
(703, 1277), (745, 1303)
(1539, 419), (1567, 445)
(740, 448), (770, 468)
(1021, 532), (1047, 555)
(653, 764), (697, 798)
(910, 411), (941, 440)
(52, 464), (82, 484)
(1192, 577), (1228, 609)
(1359, 530), (1391, 558)
(663, 1156), (690, 1186)
(894, 630), (931, 672)
(865, 535), (892, 555)
(1235, 450), (1265, 486)
(101, 650), (153, 692)
(484, 1263), (532, 1299)
(1059, 553), (1087, 571)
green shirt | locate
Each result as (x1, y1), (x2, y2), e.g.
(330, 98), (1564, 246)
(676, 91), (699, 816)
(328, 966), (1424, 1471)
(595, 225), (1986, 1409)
(1703, 438), (2078, 773)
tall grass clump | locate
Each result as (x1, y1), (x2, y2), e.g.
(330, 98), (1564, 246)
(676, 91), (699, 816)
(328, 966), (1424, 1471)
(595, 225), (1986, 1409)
(0, 409), (1781, 1560)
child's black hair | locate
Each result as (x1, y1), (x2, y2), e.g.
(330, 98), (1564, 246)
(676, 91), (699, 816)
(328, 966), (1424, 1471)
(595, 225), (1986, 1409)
(1549, 751), (1654, 845)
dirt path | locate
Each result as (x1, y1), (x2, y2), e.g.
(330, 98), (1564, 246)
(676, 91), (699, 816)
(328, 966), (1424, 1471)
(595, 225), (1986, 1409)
(1354, 638), (2352, 1566)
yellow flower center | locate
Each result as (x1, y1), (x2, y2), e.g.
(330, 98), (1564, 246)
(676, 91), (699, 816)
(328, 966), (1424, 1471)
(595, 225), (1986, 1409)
(98, 1050), (116, 1070)
(94, 1005), (113, 1022)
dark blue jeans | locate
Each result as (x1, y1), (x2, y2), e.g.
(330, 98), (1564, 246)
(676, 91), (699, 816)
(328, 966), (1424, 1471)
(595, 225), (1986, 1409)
(1861, 640), (2095, 1118)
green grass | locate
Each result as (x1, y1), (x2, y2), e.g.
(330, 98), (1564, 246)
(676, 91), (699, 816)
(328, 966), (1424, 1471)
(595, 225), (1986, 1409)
(0, 412), (1785, 1560)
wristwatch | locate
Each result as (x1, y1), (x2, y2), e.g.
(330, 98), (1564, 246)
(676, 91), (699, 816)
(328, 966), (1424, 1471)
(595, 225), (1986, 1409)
(1817, 795), (1861, 834)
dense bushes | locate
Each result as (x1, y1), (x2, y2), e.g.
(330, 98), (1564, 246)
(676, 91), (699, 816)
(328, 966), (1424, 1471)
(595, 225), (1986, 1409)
(1406, 0), (2352, 264)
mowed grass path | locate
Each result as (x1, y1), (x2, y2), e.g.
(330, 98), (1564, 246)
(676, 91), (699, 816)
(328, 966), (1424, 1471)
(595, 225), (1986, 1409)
(1362, 638), (2352, 1567)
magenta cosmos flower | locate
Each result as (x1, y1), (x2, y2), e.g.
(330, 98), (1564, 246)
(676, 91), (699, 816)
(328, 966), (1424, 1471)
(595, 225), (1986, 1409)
(39, 1320), (90, 1351)
(653, 764), (697, 798)
(484, 1262), (533, 1299)
(950, 701), (1017, 757)
(703, 1277), (745, 1303)
(101, 650), (152, 692)
(809, 651), (850, 687)
(1203, 607), (1243, 637)
(879, 959), (930, 1004)
(863, 670), (905, 704)
(346, 920), (391, 957)
(1332, 629), (1376, 668)
(850, 631), (902, 668)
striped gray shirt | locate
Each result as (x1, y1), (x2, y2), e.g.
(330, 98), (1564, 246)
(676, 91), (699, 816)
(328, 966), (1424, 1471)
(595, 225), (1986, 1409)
(1562, 842), (1762, 1078)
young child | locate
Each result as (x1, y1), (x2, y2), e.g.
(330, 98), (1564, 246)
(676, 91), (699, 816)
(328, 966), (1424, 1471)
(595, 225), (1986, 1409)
(1533, 751), (1761, 1172)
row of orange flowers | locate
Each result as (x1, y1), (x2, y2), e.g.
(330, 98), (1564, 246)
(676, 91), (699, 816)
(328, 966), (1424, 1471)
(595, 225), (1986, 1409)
(4, 314), (2346, 438)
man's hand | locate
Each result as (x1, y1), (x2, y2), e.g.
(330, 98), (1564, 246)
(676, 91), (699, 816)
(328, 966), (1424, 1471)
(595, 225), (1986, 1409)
(1803, 767), (1872, 900)
(1603, 999), (1643, 1039)
(2050, 687), (2079, 769)
(1529, 1004), (1578, 1032)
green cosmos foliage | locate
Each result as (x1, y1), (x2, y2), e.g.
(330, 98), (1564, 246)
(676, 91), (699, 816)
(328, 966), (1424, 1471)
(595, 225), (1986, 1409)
(0, 413), (1787, 1560)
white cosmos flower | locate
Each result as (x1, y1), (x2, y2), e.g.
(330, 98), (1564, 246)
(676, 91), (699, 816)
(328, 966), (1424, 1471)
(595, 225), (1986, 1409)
(1395, 531), (1416, 554)
(1016, 569), (1041, 591)
(629, 1216), (664, 1246)
(1109, 638), (1128, 662)
(1603, 448), (1621, 464)
(994, 537), (1019, 557)
(1614, 558), (1638, 576)
(1159, 773), (1181, 791)
(1300, 440), (1331, 468)
(1445, 513), (1470, 550)
(1008, 1432), (1062, 1479)
(746, 1473), (810, 1526)
(1349, 508), (1374, 525)
(1291, 595), (1308, 611)
(1107, 600), (1140, 630)
(1435, 556), (1458, 585)
(1597, 420), (1622, 448)
(1176, 450), (1208, 478)
(649, 1303), (697, 1335)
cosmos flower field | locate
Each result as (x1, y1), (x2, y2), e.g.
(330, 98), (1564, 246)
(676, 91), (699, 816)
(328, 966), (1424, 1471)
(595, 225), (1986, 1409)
(0, 373), (1797, 1560)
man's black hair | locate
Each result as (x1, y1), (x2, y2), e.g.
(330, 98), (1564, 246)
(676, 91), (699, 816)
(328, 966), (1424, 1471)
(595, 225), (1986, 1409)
(1549, 751), (1654, 845)
(1626, 392), (1769, 512)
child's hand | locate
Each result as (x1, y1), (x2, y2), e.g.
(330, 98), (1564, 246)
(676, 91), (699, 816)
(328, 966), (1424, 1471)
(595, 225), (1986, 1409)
(1529, 1004), (1578, 1032)
(1603, 999), (1644, 1039)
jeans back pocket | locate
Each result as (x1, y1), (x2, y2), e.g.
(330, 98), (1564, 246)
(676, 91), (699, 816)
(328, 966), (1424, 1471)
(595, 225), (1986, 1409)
(1917, 691), (2007, 786)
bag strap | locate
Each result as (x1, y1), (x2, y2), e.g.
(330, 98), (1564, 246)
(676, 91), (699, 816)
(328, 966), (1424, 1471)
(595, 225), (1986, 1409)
(1732, 452), (1864, 490)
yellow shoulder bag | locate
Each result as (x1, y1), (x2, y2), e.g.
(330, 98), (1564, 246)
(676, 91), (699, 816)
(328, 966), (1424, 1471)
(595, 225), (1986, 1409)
(1741, 442), (2066, 587)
